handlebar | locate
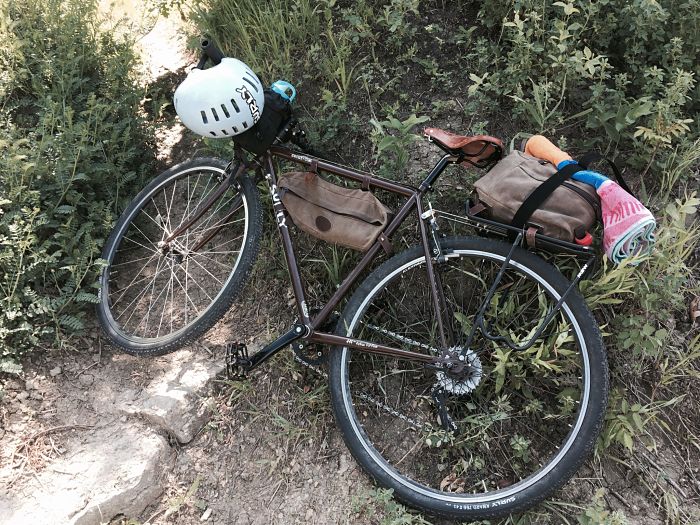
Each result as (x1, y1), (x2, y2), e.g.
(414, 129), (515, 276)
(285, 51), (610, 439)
(196, 37), (225, 69)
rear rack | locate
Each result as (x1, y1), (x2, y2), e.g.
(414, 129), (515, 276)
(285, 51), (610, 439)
(434, 201), (597, 258)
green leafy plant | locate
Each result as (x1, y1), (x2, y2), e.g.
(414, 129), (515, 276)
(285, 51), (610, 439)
(576, 489), (628, 525)
(0, 0), (154, 371)
(370, 114), (429, 179)
(598, 386), (684, 456)
(352, 488), (432, 525)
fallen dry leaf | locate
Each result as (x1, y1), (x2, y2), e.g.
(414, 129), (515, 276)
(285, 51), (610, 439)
(691, 296), (700, 323)
(440, 472), (466, 493)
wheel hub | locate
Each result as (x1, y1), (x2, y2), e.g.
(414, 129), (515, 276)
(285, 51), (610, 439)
(157, 240), (188, 263)
(435, 347), (482, 395)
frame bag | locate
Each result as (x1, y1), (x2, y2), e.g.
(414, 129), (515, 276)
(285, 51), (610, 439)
(278, 172), (391, 252)
(472, 150), (600, 243)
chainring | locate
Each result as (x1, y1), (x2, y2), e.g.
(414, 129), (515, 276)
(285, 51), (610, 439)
(292, 341), (326, 366)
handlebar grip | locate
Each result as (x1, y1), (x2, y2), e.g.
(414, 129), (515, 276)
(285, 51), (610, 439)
(200, 37), (225, 66)
(524, 135), (572, 166)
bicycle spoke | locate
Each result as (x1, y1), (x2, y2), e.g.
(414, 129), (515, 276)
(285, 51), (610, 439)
(120, 234), (159, 255)
(110, 251), (162, 309)
(99, 161), (259, 354)
(187, 250), (239, 271)
(171, 266), (202, 319)
(118, 256), (169, 326)
(336, 241), (592, 499)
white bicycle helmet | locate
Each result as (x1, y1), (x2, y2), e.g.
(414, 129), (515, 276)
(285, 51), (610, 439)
(174, 58), (265, 138)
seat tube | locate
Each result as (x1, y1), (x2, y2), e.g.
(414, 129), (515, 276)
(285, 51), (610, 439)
(263, 155), (311, 326)
(416, 196), (449, 349)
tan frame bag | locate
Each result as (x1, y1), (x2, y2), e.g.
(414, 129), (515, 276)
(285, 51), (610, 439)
(278, 172), (391, 252)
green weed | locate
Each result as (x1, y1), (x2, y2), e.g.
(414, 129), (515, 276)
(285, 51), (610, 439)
(598, 389), (682, 454)
(370, 114), (429, 179)
(193, 0), (321, 82)
(576, 489), (628, 525)
(352, 488), (433, 525)
(0, 0), (154, 370)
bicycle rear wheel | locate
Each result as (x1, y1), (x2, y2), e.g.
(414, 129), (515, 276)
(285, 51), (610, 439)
(97, 157), (262, 355)
(329, 236), (607, 520)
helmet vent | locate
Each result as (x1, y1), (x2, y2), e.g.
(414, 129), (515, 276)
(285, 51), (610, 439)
(200, 111), (208, 124)
(242, 121), (248, 129)
(211, 107), (220, 121)
(220, 129), (229, 136)
(220, 104), (230, 118)
(243, 75), (259, 93)
(230, 99), (240, 113)
(210, 131), (217, 136)
(232, 126), (239, 134)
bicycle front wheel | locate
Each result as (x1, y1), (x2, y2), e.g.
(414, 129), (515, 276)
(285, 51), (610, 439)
(97, 157), (263, 355)
(329, 236), (607, 520)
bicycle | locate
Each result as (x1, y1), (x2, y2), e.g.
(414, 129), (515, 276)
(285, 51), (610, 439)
(96, 39), (609, 520)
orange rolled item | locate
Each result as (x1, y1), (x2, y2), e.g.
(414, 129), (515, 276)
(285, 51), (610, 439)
(524, 135), (572, 166)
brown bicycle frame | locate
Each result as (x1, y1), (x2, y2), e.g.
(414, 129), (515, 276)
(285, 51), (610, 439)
(169, 143), (460, 370)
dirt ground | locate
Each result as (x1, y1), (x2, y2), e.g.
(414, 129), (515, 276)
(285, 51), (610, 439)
(1, 4), (699, 525)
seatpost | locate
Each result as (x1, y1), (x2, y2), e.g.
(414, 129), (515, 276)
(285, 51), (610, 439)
(418, 155), (459, 193)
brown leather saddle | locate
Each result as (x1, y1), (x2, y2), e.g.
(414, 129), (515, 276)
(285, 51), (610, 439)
(424, 128), (503, 168)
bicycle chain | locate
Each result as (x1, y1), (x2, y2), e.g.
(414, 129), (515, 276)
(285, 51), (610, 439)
(292, 353), (424, 431)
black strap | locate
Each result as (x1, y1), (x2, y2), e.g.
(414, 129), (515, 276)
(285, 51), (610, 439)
(510, 163), (584, 237)
(578, 152), (634, 197)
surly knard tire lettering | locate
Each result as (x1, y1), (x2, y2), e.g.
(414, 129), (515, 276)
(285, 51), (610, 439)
(328, 236), (608, 520)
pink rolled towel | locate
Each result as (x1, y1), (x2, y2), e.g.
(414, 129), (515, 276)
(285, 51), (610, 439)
(525, 135), (656, 263)
(598, 179), (656, 263)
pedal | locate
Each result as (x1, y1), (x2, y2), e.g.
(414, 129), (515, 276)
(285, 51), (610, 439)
(225, 342), (251, 380)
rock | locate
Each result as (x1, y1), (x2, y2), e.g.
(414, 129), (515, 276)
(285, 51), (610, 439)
(16, 391), (29, 401)
(338, 453), (351, 475)
(49, 366), (62, 377)
(24, 380), (36, 390)
(0, 423), (174, 525)
(119, 353), (225, 443)
(200, 507), (213, 521)
(29, 391), (43, 401)
(78, 374), (94, 386)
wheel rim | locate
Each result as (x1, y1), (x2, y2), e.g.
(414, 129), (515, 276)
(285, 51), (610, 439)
(339, 248), (592, 503)
(101, 165), (249, 344)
